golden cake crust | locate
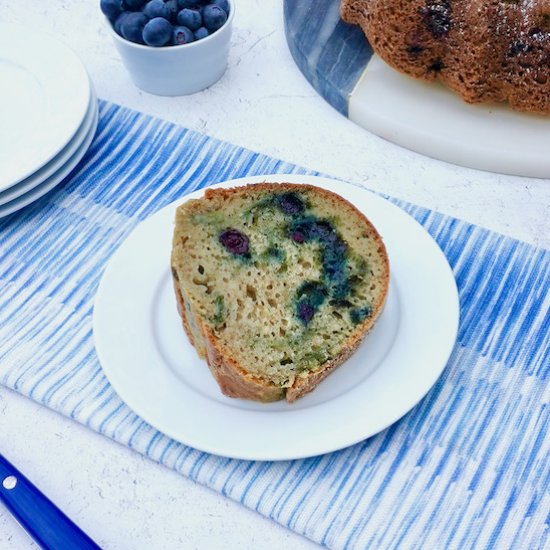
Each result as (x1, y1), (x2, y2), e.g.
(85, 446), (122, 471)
(341, 0), (550, 114)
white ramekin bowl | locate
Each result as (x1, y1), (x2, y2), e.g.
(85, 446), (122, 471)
(107, 1), (234, 96)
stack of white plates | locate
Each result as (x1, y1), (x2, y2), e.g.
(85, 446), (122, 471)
(0, 24), (98, 218)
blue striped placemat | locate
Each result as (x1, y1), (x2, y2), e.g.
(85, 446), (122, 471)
(1, 101), (548, 550)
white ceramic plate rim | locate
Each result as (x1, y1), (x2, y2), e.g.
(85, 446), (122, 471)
(0, 23), (90, 190)
(93, 175), (459, 461)
(350, 56), (550, 178)
(0, 82), (97, 205)
(0, 92), (98, 218)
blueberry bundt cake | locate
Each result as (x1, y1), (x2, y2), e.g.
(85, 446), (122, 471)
(341, 0), (550, 114)
(171, 183), (389, 403)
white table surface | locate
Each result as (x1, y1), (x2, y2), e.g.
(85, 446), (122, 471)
(2, 2), (549, 549)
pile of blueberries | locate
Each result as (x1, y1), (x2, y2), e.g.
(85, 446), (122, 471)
(100, 0), (230, 47)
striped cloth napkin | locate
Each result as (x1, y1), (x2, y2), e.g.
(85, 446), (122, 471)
(1, 101), (548, 550)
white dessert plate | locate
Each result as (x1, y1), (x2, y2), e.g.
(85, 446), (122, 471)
(0, 91), (98, 218)
(0, 23), (90, 191)
(0, 83), (97, 206)
(93, 175), (459, 461)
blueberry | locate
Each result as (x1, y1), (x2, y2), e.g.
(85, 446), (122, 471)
(296, 281), (327, 308)
(297, 301), (315, 325)
(212, 0), (229, 13)
(143, 0), (171, 19)
(177, 0), (196, 7)
(294, 281), (328, 326)
(266, 245), (284, 261)
(322, 235), (348, 291)
(219, 229), (249, 256)
(288, 217), (337, 243)
(311, 220), (335, 241)
(407, 42), (424, 57)
(328, 235), (347, 256)
(100, 0), (124, 20)
(202, 4), (227, 31)
(323, 259), (346, 283)
(172, 25), (194, 44)
(194, 26), (209, 40)
(290, 231), (305, 243)
(164, 0), (179, 21)
(120, 11), (148, 43)
(143, 17), (172, 46)
(288, 217), (314, 242)
(123, 0), (146, 9)
(322, 240), (347, 281)
(113, 11), (132, 35)
(177, 8), (202, 30)
(421, 1), (451, 38)
(428, 59), (445, 73)
(277, 192), (305, 215)
(331, 279), (351, 300)
(350, 305), (373, 325)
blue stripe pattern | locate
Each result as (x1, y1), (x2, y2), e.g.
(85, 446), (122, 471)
(1, 101), (548, 550)
(284, 0), (374, 116)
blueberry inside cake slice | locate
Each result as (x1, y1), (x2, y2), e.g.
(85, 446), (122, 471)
(171, 183), (389, 403)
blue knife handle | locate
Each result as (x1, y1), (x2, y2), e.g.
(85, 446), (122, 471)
(0, 454), (100, 550)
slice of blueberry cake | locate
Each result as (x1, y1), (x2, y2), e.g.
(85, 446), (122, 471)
(171, 183), (389, 403)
